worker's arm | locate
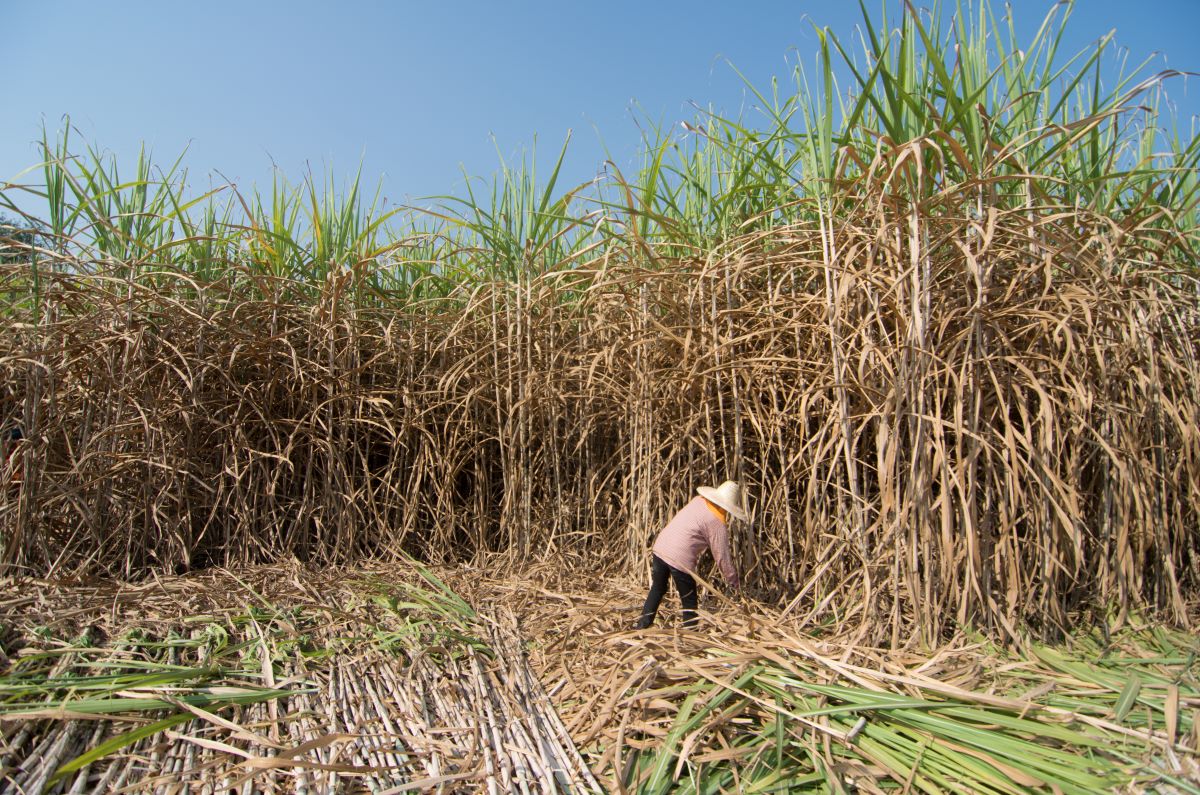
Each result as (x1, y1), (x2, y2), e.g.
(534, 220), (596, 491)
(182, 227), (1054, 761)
(708, 523), (740, 590)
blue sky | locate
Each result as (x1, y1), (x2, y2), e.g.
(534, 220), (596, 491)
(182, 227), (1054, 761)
(2, 0), (1197, 215)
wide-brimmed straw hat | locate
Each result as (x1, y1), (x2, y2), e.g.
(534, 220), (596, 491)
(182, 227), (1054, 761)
(696, 480), (748, 521)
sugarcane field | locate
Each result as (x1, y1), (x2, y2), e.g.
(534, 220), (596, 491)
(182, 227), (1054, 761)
(2, 1), (1199, 792)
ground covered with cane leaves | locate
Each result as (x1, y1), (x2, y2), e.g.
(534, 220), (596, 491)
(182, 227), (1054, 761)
(0, 563), (598, 793)
(0, 562), (1196, 793)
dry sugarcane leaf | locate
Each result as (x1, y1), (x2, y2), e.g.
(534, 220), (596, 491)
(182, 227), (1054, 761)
(159, 695), (284, 750)
(1166, 683), (1180, 748)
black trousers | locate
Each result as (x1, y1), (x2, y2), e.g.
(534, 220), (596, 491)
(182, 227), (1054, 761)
(637, 554), (698, 628)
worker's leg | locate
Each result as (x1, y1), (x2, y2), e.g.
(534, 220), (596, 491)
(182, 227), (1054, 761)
(636, 555), (671, 629)
(671, 568), (699, 628)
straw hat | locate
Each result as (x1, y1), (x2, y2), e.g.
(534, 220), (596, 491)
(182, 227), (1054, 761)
(696, 480), (748, 521)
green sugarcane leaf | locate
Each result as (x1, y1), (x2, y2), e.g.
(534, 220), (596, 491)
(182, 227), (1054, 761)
(1114, 673), (1142, 722)
(50, 711), (193, 783)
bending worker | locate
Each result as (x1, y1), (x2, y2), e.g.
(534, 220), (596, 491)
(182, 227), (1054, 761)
(636, 479), (747, 629)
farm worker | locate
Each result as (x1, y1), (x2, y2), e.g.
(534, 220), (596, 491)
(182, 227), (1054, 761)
(636, 480), (747, 629)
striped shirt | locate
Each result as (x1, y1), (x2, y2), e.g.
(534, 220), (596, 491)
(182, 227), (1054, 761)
(652, 496), (740, 589)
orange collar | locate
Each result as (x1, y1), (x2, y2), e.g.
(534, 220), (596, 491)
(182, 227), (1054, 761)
(703, 498), (728, 524)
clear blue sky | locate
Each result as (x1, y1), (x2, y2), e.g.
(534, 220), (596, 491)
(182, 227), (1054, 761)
(2, 0), (1197, 215)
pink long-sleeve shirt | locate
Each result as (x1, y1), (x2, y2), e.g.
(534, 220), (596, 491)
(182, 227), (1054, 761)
(652, 496), (740, 589)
